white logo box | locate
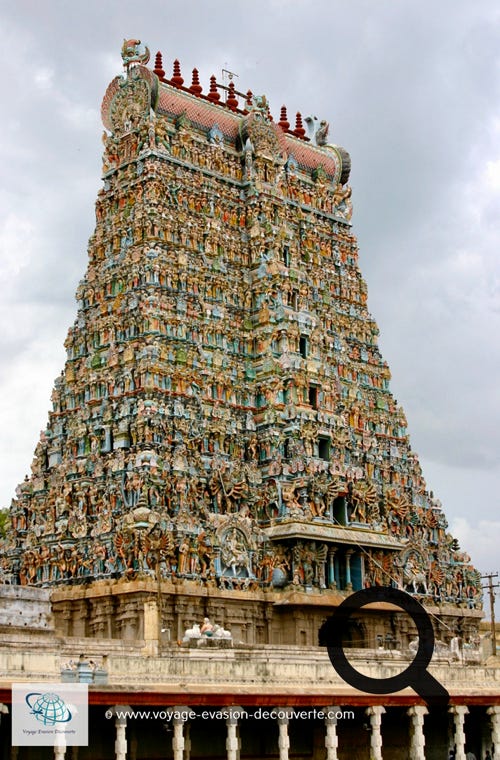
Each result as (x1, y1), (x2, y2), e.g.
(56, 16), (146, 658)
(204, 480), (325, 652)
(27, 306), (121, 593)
(12, 683), (88, 746)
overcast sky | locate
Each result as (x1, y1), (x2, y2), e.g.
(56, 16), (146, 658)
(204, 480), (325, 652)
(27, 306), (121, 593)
(1, 1), (499, 587)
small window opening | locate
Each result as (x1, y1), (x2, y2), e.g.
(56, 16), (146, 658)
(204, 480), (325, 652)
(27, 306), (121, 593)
(318, 437), (330, 461)
(299, 335), (309, 358)
(308, 385), (318, 409)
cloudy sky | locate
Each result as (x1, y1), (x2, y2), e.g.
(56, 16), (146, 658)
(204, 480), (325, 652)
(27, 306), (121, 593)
(1, 1), (499, 586)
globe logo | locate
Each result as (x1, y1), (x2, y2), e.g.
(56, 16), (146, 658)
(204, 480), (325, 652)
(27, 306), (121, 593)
(25, 692), (72, 726)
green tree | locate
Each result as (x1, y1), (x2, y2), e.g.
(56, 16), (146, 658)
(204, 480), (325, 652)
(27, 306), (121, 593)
(0, 509), (9, 539)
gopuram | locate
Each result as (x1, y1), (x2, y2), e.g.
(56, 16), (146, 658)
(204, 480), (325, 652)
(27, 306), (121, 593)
(0, 39), (482, 649)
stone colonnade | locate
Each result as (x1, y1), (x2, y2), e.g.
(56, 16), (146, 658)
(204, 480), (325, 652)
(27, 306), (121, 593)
(1, 702), (499, 759)
(98, 704), (500, 760)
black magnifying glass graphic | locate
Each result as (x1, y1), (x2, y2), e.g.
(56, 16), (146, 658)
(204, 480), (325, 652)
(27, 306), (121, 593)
(319, 587), (449, 708)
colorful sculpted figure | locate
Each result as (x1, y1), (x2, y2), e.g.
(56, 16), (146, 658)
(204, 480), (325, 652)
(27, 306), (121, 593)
(121, 39), (151, 68)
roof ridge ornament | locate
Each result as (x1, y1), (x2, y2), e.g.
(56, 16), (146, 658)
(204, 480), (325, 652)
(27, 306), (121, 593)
(121, 39), (151, 70)
(171, 59), (184, 88)
(247, 94), (272, 122)
(153, 51), (165, 80)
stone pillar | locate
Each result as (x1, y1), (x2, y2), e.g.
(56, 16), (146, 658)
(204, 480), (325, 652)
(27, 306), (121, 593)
(264, 605), (273, 644)
(345, 550), (353, 590)
(54, 734), (66, 760)
(276, 708), (293, 760)
(102, 424), (113, 452)
(487, 706), (500, 754)
(175, 600), (188, 642)
(449, 705), (468, 760)
(89, 597), (115, 638)
(366, 705), (385, 760)
(109, 705), (131, 760)
(324, 706), (339, 760)
(142, 600), (159, 656)
(116, 597), (141, 640)
(184, 722), (191, 760)
(56, 602), (73, 636)
(169, 706), (190, 760)
(71, 600), (88, 637)
(328, 548), (337, 589)
(407, 705), (427, 760)
(244, 612), (254, 644)
(173, 718), (184, 760)
(226, 707), (241, 760)
(115, 715), (127, 760)
(129, 731), (138, 760)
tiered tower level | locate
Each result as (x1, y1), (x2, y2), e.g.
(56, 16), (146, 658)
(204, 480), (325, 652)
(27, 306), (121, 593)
(2, 41), (481, 641)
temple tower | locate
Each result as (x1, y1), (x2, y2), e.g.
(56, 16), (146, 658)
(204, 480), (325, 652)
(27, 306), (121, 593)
(1, 40), (481, 643)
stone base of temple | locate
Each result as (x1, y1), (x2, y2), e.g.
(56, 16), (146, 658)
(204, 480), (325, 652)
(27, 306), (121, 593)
(48, 578), (483, 651)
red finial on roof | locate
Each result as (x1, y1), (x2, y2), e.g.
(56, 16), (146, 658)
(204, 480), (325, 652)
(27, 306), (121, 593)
(226, 81), (238, 111)
(171, 59), (184, 87)
(153, 51), (165, 80)
(278, 106), (290, 131)
(189, 68), (203, 96)
(207, 75), (221, 103)
(293, 112), (306, 139)
(246, 90), (253, 108)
